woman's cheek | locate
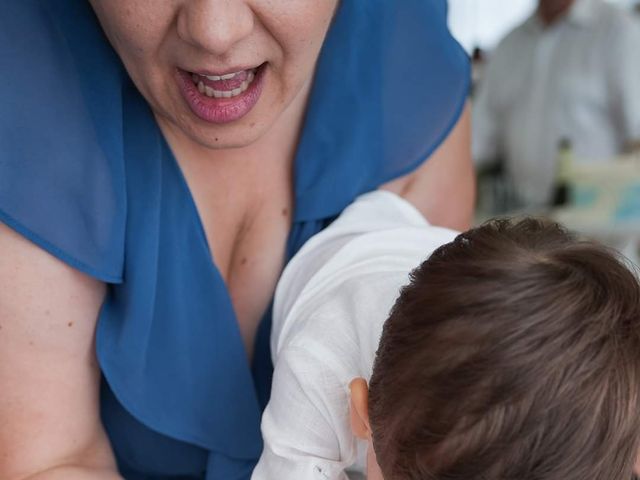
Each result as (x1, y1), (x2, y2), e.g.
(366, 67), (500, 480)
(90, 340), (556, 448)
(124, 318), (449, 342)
(257, 0), (337, 57)
(90, 0), (174, 61)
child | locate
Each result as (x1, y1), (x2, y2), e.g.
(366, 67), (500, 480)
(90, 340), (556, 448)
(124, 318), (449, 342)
(251, 191), (640, 480)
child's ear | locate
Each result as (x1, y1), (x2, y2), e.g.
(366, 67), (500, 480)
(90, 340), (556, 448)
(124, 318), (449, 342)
(349, 378), (371, 440)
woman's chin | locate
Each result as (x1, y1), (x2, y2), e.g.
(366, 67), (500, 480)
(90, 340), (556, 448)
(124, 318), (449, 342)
(154, 96), (274, 151)
(189, 116), (273, 150)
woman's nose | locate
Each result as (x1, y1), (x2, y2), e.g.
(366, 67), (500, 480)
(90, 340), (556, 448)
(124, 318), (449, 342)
(177, 0), (255, 56)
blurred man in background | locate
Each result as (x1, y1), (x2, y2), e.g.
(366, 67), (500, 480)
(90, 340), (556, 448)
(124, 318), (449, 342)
(473, 0), (640, 208)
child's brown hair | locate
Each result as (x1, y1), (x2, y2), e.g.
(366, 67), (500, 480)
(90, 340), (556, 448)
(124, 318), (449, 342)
(369, 218), (640, 480)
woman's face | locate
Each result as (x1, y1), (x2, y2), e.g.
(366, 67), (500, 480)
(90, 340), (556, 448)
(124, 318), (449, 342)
(89, 0), (338, 149)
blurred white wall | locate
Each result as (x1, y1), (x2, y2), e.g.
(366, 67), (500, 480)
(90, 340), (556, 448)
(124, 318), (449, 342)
(448, 0), (638, 54)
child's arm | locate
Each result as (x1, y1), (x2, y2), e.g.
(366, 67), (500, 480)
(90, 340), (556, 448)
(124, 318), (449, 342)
(252, 344), (356, 480)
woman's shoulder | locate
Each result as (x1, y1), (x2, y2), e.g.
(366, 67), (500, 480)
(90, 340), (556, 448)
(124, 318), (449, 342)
(292, 0), (471, 223)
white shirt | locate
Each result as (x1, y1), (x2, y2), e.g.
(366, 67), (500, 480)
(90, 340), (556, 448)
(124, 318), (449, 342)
(473, 0), (640, 206)
(251, 191), (458, 480)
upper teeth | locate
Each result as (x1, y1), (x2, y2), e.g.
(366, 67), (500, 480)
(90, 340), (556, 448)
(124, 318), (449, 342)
(200, 68), (257, 81)
(205, 72), (238, 81)
(193, 70), (256, 99)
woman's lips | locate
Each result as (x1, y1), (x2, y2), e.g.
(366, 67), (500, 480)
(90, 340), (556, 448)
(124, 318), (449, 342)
(177, 64), (265, 124)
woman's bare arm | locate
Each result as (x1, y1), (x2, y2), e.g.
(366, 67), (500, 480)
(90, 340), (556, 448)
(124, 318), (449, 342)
(382, 102), (475, 231)
(0, 223), (121, 480)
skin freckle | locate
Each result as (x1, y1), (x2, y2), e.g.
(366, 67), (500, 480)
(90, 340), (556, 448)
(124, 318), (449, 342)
(281, 208), (289, 216)
(241, 257), (248, 266)
(68, 321), (74, 327)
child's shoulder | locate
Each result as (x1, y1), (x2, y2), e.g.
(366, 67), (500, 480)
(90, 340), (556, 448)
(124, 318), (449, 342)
(272, 191), (459, 371)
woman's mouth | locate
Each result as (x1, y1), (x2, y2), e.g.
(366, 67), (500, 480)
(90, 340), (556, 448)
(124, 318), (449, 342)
(177, 63), (266, 124)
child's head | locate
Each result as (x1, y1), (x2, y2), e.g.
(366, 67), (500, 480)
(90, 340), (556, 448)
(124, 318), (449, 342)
(350, 218), (640, 480)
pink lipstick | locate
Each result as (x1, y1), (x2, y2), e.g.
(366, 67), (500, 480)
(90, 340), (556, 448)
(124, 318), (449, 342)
(177, 64), (265, 124)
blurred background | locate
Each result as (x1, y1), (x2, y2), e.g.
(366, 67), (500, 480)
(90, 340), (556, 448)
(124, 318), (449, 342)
(448, 0), (640, 260)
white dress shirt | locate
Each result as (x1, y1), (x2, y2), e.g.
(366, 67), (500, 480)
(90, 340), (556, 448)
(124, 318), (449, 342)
(473, 0), (640, 206)
(251, 191), (458, 480)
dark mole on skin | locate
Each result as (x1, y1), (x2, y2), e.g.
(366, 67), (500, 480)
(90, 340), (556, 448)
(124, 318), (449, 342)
(68, 321), (74, 327)
(215, 137), (219, 142)
(241, 257), (248, 266)
(282, 208), (289, 217)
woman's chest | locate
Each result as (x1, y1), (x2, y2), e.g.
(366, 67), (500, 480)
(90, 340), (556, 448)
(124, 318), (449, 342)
(183, 162), (294, 358)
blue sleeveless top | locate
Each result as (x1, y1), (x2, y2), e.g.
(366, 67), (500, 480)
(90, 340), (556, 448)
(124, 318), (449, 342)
(0, 1), (470, 478)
